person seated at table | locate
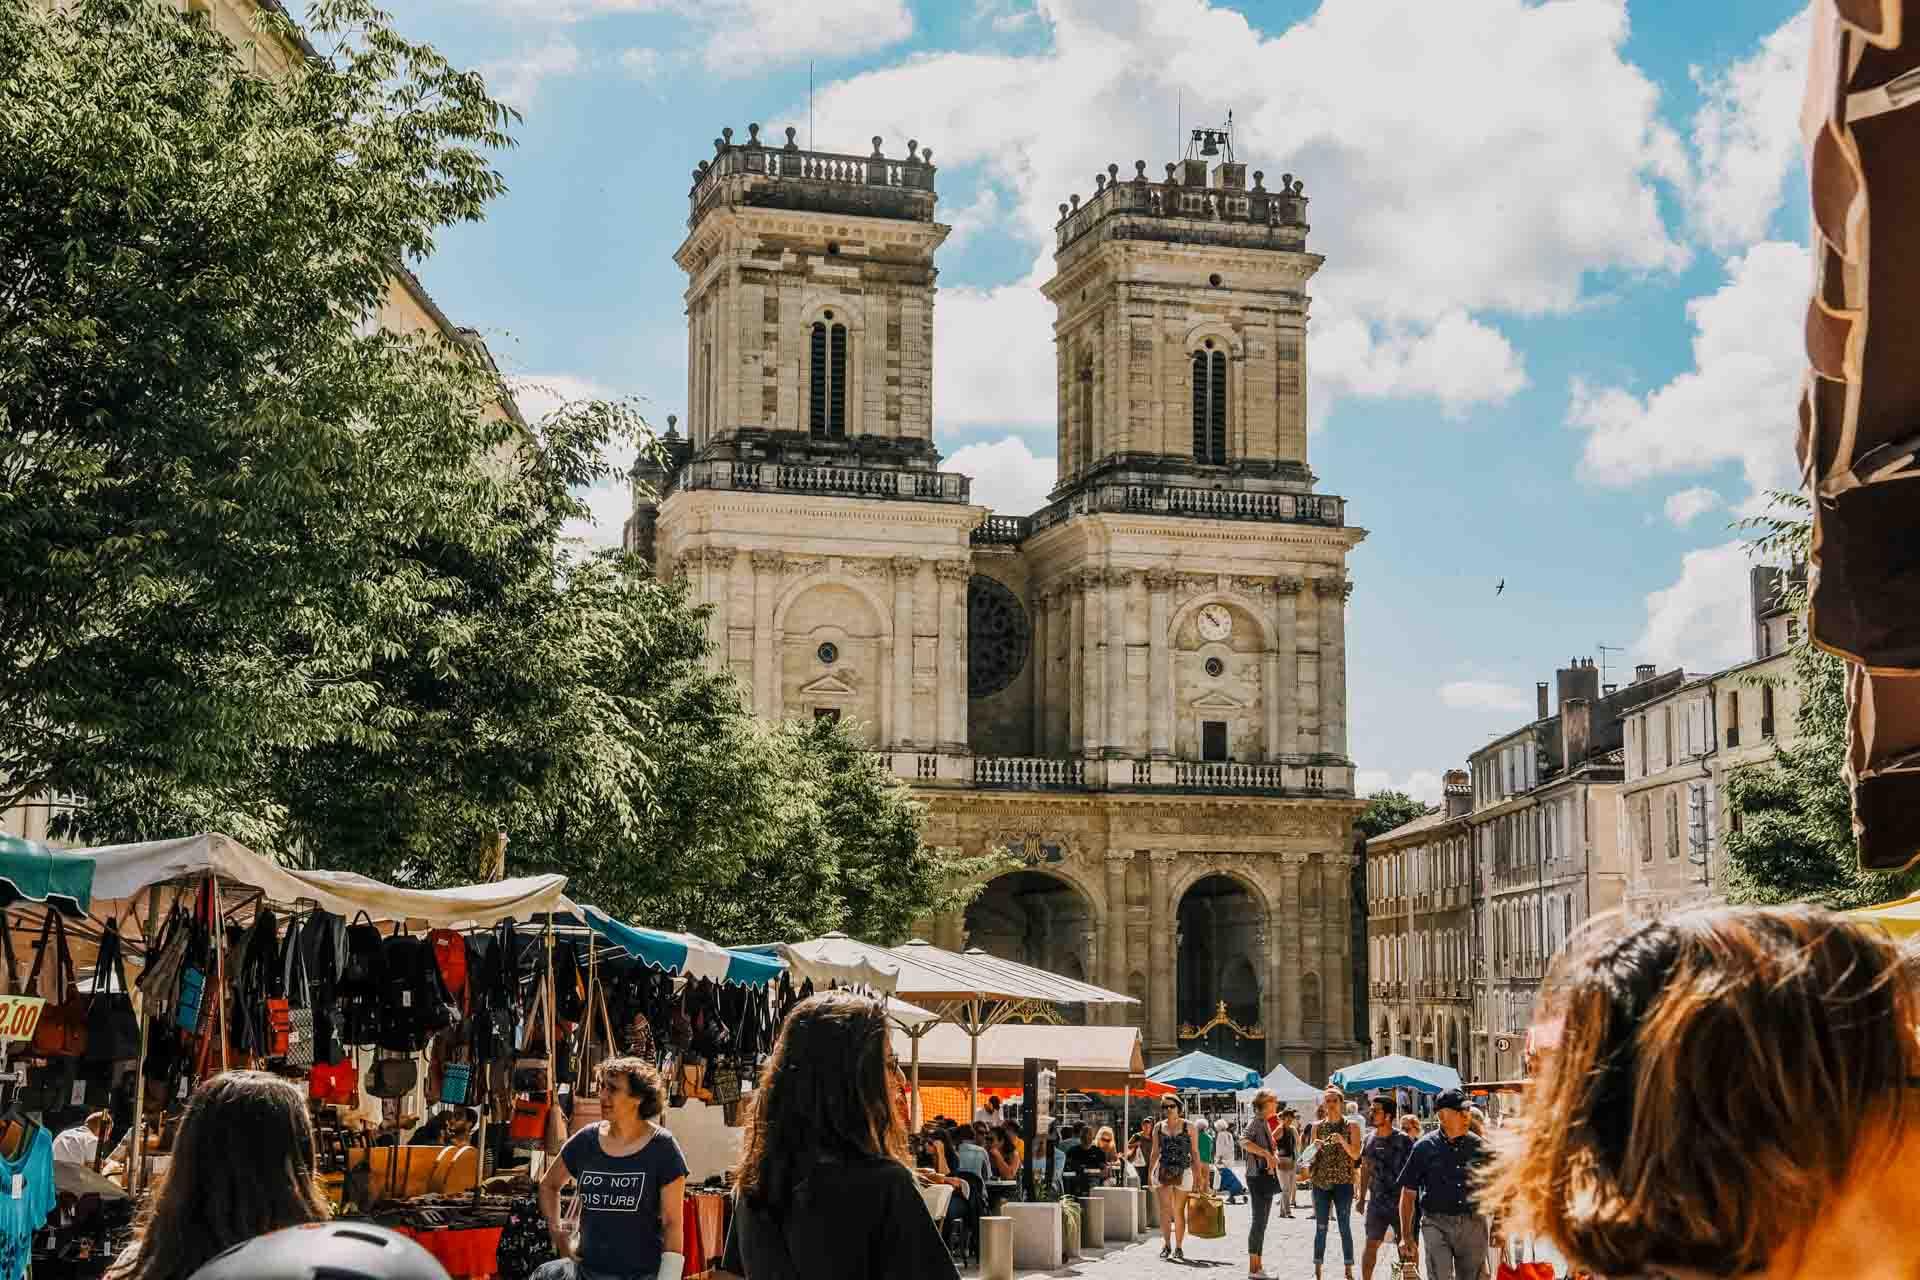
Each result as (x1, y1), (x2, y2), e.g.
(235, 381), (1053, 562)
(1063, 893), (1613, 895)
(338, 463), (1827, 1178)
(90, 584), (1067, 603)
(723, 992), (956, 1279)
(955, 1123), (992, 1181)
(1091, 1125), (1123, 1174)
(407, 1105), (476, 1147)
(989, 1127), (1020, 1181)
(108, 1071), (331, 1280)
(1064, 1127), (1110, 1189)
(52, 1110), (112, 1165)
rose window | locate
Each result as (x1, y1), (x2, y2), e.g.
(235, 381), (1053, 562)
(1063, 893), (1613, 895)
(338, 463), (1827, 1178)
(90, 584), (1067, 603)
(967, 574), (1029, 699)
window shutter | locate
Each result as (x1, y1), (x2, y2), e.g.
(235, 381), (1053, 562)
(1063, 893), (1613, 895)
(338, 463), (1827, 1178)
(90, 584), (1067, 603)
(1208, 349), (1228, 463)
(828, 324), (848, 437)
(1191, 351), (1208, 459)
(808, 322), (827, 436)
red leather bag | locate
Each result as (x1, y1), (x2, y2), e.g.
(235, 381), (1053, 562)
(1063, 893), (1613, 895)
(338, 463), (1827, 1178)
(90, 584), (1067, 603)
(309, 1059), (359, 1105)
(28, 914), (89, 1058)
(508, 1097), (550, 1144)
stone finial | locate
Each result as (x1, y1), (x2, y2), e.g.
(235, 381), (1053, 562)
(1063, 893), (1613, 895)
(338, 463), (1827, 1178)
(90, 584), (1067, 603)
(1059, 202), (1069, 219)
(1070, 193), (1080, 210)
(1094, 173), (1106, 192)
(1107, 162), (1120, 183)
(871, 135), (884, 157)
(1165, 161), (1179, 181)
(1281, 172), (1293, 189)
(665, 414), (679, 437)
(907, 139), (920, 161)
(697, 160), (709, 176)
(721, 126), (733, 145)
(784, 125), (799, 150)
(747, 122), (760, 144)
(922, 147), (933, 164)
(1293, 177), (1306, 194)
(712, 136), (725, 154)
(1135, 159), (1147, 180)
(1252, 169), (1266, 191)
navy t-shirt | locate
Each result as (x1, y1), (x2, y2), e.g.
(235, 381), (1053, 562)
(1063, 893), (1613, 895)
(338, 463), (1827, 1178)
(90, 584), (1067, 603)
(1394, 1130), (1488, 1218)
(1360, 1130), (1414, 1209)
(560, 1123), (690, 1276)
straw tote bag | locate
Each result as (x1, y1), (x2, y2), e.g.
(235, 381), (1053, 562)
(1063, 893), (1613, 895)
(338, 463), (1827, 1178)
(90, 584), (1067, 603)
(568, 981), (620, 1136)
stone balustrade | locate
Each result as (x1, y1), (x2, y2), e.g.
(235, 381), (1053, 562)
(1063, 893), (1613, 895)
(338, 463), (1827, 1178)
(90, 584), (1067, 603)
(687, 124), (938, 229)
(884, 752), (1353, 796)
(669, 457), (969, 504)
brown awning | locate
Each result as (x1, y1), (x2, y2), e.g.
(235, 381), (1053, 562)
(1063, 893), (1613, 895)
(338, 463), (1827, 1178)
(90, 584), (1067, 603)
(1800, 0), (1920, 870)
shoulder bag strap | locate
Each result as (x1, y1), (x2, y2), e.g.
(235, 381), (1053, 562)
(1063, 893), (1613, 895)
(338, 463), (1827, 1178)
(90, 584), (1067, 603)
(53, 912), (75, 1000)
(24, 911), (53, 997)
(0, 910), (16, 997)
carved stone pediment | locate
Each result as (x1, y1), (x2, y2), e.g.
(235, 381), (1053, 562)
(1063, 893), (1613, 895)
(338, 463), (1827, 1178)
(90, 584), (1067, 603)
(797, 672), (858, 697)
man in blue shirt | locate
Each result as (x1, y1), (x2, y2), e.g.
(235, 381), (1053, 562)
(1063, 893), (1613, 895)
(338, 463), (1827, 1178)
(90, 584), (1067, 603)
(1354, 1094), (1414, 1280)
(1396, 1089), (1491, 1280)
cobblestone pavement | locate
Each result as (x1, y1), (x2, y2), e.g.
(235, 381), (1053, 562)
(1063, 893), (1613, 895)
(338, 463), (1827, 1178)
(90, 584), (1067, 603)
(966, 1178), (1415, 1280)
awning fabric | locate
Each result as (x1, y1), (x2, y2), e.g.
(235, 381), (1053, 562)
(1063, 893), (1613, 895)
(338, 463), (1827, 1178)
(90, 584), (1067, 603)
(1797, 0), (1920, 871)
(1850, 887), (1920, 937)
(885, 940), (1134, 1007)
(889, 1023), (1147, 1091)
(736, 933), (900, 993)
(1234, 1060), (1324, 1106)
(1330, 1054), (1462, 1094)
(77, 834), (568, 929)
(575, 905), (784, 988)
(1146, 1050), (1259, 1092)
(0, 836), (92, 918)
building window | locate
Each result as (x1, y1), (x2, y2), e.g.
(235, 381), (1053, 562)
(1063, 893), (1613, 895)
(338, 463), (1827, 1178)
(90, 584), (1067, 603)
(1201, 719), (1228, 762)
(813, 707), (841, 726)
(1726, 691), (1740, 748)
(1761, 684), (1776, 738)
(1636, 717), (1648, 777)
(809, 319), (848, 439)
(1638, 797), (1653, 863)
(1666, 792), (1680, 860)
(1663, 706), (1675, 769)
(1191, 346), (1228, 464)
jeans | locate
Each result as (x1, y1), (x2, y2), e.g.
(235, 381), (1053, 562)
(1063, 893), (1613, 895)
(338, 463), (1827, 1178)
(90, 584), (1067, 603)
(1419, 1213), (1490, 1280)
(530, 1262), (657, 1280)
(1247, 1172), (1279, 1255)
(1312, 1182), (1355, 1265)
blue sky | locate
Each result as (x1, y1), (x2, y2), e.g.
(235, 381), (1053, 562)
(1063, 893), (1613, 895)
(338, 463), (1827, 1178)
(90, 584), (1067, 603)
(389, 0), (1813, 803)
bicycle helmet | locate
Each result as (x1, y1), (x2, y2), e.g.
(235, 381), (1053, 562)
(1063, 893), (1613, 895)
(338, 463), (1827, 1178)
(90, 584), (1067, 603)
(186, 1223), (450, 1280)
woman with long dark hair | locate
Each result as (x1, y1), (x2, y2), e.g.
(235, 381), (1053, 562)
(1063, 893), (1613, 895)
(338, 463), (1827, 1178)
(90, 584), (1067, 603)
(722, 991), (956, 1279)
(107, 1071), (331, 1280)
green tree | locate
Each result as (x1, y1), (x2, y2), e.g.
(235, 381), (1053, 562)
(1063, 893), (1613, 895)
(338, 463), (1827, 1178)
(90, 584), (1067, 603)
(1356, 789), (1433, 840)
(1722, 492), (1920, 909)
(0, 0), (978, 944)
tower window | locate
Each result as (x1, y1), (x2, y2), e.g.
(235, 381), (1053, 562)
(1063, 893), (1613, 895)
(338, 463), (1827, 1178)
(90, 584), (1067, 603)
(809, 321), (849, 439)
(1191, 348), (1227, 464)
(1201, 720), (1228, 762)
(814, 707), (841, 726)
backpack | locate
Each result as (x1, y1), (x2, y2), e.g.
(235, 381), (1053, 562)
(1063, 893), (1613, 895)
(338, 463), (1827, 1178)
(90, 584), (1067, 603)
(378, 928), (453, 1053)
(339, 912), (386, 1047)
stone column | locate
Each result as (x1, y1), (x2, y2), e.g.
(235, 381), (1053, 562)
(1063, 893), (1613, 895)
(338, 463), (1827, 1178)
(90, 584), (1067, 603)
(1318, 575), (1351, 759)
(1146, 572), (1175, 757)
(1324, 855), (1351, 1049)
(750, 550), (783, 721)
(1148, 849), (1180, 1058)
(1104, 850), (1132, 1025)
(1272, 577), (1302, 757)
(934, 560), (970, 752)
(1066, 587), (1083, 753)
(1105, 569), (1130, 756)
(1030, 587), (1050, 755)
(702, 546), (733, 669)
(1279, 858), (1302, 1044)
(890, 557), (917, 749)
(1081, 571), (1106, 756)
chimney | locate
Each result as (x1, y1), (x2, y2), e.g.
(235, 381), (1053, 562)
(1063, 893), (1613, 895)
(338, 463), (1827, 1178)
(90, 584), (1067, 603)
(1634, 663), (1657, 684)
(1442, 769), (1472, 818)
(1562, 696), (1593, 768)
(1555, 657), (1601, 715)
(1603, 683), (1618, 697)
(1212, 161), (1247, 191)
(1182, 157), (1209, 187)
(1535, 682), (1550, 720)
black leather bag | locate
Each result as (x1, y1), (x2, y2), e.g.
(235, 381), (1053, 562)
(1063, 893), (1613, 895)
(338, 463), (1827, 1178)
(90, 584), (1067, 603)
(84, 920), (142, 1063)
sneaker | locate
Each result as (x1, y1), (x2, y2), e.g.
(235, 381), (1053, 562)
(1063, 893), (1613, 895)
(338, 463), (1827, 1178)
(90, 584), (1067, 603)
(1161, 1244), (1172, 1259)
(1175, 1247), (1186, 1260)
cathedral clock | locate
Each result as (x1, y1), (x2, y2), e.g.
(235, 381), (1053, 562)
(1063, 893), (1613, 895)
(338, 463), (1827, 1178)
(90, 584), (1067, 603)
(1198, 603), (1234, 642)
(967, 575), (1029, 698)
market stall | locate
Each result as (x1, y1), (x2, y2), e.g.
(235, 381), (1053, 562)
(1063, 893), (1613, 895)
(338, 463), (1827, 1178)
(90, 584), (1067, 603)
(1328, 1052), (1462, 1094)
(1233, 1060), (1323, 1110)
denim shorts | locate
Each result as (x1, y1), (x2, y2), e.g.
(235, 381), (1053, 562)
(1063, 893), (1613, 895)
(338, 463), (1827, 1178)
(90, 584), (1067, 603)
(1364, 1198), (1399, 1242)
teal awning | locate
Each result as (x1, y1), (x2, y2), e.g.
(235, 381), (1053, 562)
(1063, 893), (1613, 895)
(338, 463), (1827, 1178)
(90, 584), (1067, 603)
(0, 836), (93, 918)
(1147, 1049), (1260, 1092)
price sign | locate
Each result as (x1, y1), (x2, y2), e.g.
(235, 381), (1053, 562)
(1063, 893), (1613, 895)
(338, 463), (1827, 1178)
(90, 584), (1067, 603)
(0, 994), (46, 1044)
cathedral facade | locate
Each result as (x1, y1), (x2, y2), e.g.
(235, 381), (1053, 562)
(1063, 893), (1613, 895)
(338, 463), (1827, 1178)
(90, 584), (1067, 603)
(631, 124), (1365, 1081)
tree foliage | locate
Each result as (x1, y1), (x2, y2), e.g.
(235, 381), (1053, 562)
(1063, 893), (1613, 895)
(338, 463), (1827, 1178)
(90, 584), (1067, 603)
(1356, 790), (1433, 841)
(1722, 492), (1920, 909)
(0, 0), (973, 944)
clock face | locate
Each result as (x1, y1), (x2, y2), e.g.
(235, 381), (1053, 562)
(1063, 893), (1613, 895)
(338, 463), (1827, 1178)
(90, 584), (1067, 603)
(1197, 604), (1233, 642)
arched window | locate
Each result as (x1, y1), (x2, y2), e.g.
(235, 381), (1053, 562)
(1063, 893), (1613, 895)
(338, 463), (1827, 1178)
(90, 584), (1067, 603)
(809, 318), (848, 439)
(1191, 344), (1227, 463)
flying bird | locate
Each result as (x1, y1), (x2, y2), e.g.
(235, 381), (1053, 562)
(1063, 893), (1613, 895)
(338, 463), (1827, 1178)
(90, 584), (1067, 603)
(1495, 579), (1505, 596)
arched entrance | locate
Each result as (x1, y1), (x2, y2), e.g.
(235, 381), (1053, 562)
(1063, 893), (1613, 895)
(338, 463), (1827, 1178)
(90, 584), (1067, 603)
(964, 869), (1095, 1026)
(1175, 874), (1266, 1073)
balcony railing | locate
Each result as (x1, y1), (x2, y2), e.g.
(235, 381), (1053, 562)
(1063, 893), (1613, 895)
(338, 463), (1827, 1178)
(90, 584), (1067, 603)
(970, 514), (1032, 546)
(670, 457), (969, 504)
(689, 125), (936, 228)
(1032, 482), (1344, 537)
(893, 752), (1354, 796)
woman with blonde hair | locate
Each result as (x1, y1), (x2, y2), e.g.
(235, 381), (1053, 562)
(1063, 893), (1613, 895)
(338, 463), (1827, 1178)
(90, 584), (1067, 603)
(1483, 904), (1920, 1280)
(1149, 1095), (1199, 1260)
(1307, 1085), (1362, 1280)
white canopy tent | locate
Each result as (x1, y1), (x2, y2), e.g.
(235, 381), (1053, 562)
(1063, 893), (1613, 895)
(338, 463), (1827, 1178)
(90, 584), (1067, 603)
(1234, 1060), (1323, 1108)
(741, 932), (901, 993)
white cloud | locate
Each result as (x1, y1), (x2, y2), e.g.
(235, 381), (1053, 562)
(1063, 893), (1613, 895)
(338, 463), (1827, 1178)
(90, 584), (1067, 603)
(1685, 7), (1812, 251)
(481, 40), (582, 110)
(946, 436), (1057, 516)
(934, 274), (1058, 428)
(942, 187), (1004, 253)
(1355, 769), (1444, 806)
(1572, 239), (1808, 504)
(1635, 540), (1755, 671)
(619, 47), (662, 81)
(470, 0), (909, 72)
(1439, 681), (1535, 714)
(507, 375), (637, 550)
(808, 0), (1689, 423)
(1663, 485), (1723, 528)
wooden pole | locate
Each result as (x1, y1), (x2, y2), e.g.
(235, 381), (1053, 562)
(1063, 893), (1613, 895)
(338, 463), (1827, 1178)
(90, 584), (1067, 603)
(211, 871), (229, 1070)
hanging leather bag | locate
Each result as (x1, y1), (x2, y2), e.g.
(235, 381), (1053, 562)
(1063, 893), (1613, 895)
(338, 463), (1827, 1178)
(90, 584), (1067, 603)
(369, 1052), (418, 1100)
(84, 918), (142, 1063)
(29, 913), (89, 1058)
(568, 981), (621, 1136)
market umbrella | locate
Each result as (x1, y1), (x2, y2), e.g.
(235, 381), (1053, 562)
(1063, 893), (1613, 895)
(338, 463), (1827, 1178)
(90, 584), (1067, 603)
(0, 835), (91, 918)
(737, 932), (901, 993)
(1850, 887), (1920, 938)
(573, 906), (785, 987)
(1329, 1053), (1461, 1094)
(1147, 1050), (1259, 1092)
